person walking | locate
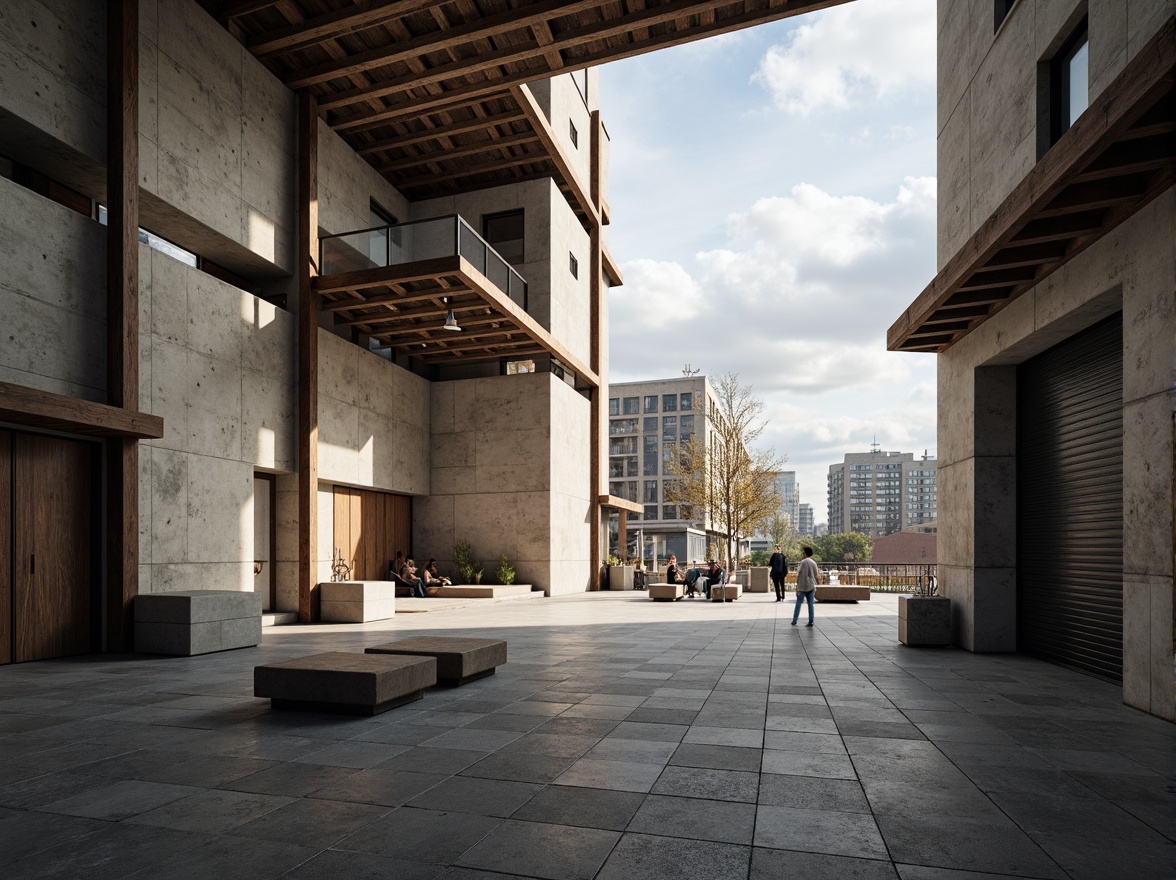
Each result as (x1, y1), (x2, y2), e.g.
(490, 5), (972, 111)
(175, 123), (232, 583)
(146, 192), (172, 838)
(768, 545), (788, 602)
(792, 546), (817, 627)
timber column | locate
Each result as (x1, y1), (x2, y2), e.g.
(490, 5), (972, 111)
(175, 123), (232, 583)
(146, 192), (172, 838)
(106, 0), (139, 650)
(297, 92), (320, 622)
(589, 108), (606, 588)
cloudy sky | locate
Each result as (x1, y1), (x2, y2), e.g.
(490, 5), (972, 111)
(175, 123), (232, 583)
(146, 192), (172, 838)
(598, 0), (939, 527)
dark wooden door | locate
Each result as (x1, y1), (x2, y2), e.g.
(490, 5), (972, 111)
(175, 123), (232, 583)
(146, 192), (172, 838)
(332, 486), (412, 580)
(0, 431), (11, 665)
(14, 434), (95, 662)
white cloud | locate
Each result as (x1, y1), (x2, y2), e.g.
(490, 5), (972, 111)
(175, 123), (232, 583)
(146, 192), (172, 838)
(753, 0), (936, 115)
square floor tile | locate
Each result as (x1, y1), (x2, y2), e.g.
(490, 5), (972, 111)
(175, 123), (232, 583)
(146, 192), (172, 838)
(456, 818), (619, 879)
(228, 797), (387, 847)
(754, 805), (888, 860)
(652, 767), (759, 803)
(595, 833), (750, 880)
(629, 794), (756, 844)
(407, 776), (542, 817)
(337, 807), (502, 863)
(511, 784), (644, 831)
(553, 758), (664, 793)
(761, 748), (857, 779)
(125, 788), (291, 833)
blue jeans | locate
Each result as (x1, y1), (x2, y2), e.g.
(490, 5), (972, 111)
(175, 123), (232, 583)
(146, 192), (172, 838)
(792, 590), (814, 623)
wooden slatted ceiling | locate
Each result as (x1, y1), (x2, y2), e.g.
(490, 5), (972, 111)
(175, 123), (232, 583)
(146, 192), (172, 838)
(889, 18), (1175, 354)
(314, 255), (599, 384)
(212, 0), (850, 206)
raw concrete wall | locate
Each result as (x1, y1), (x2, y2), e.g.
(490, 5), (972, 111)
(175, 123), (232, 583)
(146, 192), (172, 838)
(138, 243), (297, 598)
(936, 0), (1173, 268)
(936, 190), (1175, 719)
(549, 376), (594, 593)
(0, 176), (107, 400)
(318, 124), (410, 238)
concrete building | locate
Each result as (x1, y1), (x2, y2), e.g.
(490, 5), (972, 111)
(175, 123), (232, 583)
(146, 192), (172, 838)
(748, 471), (799, 552)
(888, 1), (1174, 719)
(797, 502), (814, 536)
(607, 376), (718, 563)
(827, 450), (939, 538)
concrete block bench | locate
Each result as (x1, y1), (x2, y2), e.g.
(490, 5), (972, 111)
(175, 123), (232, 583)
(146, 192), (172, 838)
(815, 586), (871, 602)
(710, 583), (743, 601)
(254, 651), (437, 715)
(648, 582), (684, 601)
(135, 590), (262, 656)
(748, 567), (771, 592)
(365, 636), (507, 686)
(319, 581), (395, 622)
(899, 595), (951, 646)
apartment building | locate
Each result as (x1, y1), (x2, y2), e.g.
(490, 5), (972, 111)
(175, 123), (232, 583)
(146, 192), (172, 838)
(748, 471), (799, 552)
(607, 376), (720, 562)
(888, 1), (1174, 718)
(827, 450), (939, 538)
(797, 502), (814, 536)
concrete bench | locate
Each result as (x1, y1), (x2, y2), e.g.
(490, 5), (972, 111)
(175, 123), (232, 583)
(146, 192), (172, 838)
(815, 586), (871, 602)
(648, 582), (684, 601)
(319, 581), (395, 622)
(710, 583), (743, 601)
(254, 651), (437, 715)
(366, 636), (507, 686)
(899, 595), (951, 646)
(135, 590), (262, 656)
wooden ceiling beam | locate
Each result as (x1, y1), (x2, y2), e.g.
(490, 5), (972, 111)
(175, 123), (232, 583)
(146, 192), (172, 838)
(391, 152), (552, 187)
(249, 0), (449, 57)
(313, 256), (465, 294)
(356, 109), (527, 155)
(376, 131), (541, 173)
(339, 302), (490, 328)
(322, 287), (473, 313)
(217, 0), (282, 21)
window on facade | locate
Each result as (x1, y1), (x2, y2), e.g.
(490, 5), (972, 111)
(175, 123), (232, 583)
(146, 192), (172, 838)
(505, 359), (536, 375)
(610, 418), (638, 435)
(662, 505), (678, 521)
(483, 209), (524, 266)
(609, 437), (637, 456)
(643, 416), (658, 433)
(609, 398), (619, 416)
(623, 397), (639, 415)
(994, 0), (1018, 33)
(609, 459), (624, 478)
(662, 416), (677, 441)
(679, 414), (695, 440)
(569, 252), (579, 278)
(644, 395), (658, 413)
(643, 454), (658, 476)
(625, 456), (639, 477)
(679, 392), (692, 411)
(662, 394), (677, 412)
(643, 481), (658, 504)
(1041, 20), (1089, 157)
(643, 505), (658, 521)
(569, 119), (579, 148)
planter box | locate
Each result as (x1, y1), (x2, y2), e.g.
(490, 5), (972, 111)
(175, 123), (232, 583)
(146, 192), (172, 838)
(135, 590), (262, 656)
(899, 595), (951, 646)
(748, 567), (771, 592)
(320, 581), (396, 622)
(608, 565), (634, 591)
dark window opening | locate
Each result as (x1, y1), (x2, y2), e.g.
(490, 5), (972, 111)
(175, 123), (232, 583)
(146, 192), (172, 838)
(483, 209), (524, 266)
(994, 0), (1018, 33)
(569, 119), (579, 148)
(1039, 19), (1089, 159)
(569, 252), (579, 278)
(369, 200), (398, 267)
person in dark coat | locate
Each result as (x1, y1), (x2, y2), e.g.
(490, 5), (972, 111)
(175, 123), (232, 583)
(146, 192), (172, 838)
(769, 545), (789, 602)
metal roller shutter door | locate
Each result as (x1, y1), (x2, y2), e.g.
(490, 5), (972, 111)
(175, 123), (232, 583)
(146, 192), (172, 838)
(1016, 313), (1123, 682)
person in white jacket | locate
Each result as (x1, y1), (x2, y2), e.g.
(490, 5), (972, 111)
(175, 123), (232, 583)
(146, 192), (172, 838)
(792, 546), (818, 627)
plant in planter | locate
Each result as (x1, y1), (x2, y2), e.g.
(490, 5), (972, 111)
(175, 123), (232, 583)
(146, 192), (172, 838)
(496, 554), (516, 586)
(455, 539), (477, 585)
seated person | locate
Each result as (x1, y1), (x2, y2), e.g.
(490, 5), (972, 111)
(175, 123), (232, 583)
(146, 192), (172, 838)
(423, 559), (451, 587)
(399, 558), (427, 598)
(666, 555), (685, 585)
(683, 564), (704, 598)
(699, 559), (726, 599)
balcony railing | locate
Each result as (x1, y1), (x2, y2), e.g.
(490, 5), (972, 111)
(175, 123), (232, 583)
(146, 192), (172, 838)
(319, 214), (528, 310)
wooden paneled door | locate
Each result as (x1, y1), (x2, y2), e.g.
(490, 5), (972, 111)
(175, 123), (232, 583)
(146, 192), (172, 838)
(0, 432), (11, 665)
(332, 487), (412, 580)
(12, 433), (96, 662)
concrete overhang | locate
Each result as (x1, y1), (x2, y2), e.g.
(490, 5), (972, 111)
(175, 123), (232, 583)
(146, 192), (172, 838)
(888, 17), (1175, 354)
(315, 254), (599, 387)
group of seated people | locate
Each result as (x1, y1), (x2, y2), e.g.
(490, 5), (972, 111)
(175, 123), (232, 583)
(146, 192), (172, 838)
(665, 555), (727, 600)
(390, 552), (451, 598)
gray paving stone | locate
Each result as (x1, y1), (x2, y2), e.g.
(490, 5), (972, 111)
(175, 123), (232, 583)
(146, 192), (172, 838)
(303, 768), (446, 806)
(407, 775), (542, 817)
(652, 766), (759, 802)
(896, 866), (1056, 880)
(761, 748), (857, 779)
(337, 806), (502, 862)
(0, 810), (107, 866)
(755, 804), (889, 860)
(128, 834), (319, 880)
(596, 833), (750, 880)
(456, 818), (619, 879)
(586, 737), (678, 765)
(126, 788), (292, 833)
(751, 847), (899, 879)
(3, 821), (206, 880)
(511, 784), (645, 831)
(40, 779), (199, 820)
(377, 747), (487, 775)
(629, 794), (756, 844)
(669, 742), (762, 771)
(459, 750), (575, 783)
(875, 813), (1068, 878)
(758, 774), (871, 813)
(282, 850), (445, 880)
(229, 797), (388, 847)
(221, 762), (361, 797)
(554, 757), (664, 793)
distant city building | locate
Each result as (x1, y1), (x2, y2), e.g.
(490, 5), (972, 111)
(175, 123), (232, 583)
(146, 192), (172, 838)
(607, 376), (722, 563)
(798, 503), (814, 536)
(749, 471), (799, 552)
(827, 449), (938, 538)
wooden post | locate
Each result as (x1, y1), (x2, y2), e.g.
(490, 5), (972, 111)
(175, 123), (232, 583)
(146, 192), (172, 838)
(297, 91), (320, 622)
(588, 109), (604, 589)
(106, 0), (139, 651)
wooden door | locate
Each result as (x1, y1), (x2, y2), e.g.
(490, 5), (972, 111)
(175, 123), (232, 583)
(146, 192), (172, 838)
(14, 434), (94, 662)
(332, 486), (412, 580)
(0, 432), (11, 665)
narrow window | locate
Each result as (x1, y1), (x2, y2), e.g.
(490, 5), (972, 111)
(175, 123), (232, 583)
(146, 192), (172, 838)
(993, 0), (1017, 33)
(569, 252), (579, 278)
(1039, 19), (1089, 158)
(644, 395), (658, 413)
(569, 119), (579, 148)
(369, 200), (397, 267)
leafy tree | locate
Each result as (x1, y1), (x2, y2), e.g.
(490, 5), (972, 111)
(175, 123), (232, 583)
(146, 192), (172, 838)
(812, 532), (872, 563)
(768, 513), (790, 548)
(665, 373), (786, 569)
(748, 550), (773, 567)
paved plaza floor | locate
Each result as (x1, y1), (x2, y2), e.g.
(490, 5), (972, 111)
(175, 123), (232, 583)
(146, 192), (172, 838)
(0, 591), (1172, 880)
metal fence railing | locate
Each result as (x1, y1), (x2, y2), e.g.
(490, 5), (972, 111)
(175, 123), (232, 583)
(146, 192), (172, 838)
(633, 561), (938, 593)
(319, 214), (528, 310)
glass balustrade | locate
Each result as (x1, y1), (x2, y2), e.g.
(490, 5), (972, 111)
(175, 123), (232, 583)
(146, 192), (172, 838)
(319, 214), (528, 311)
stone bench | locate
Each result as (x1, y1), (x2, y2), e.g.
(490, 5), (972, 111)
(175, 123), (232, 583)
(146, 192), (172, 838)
(365, 636), (507, 686)
(710, 583), (743, 601)
(815, 586), (871, 602)
(135, 590), (262, 656)
(899, 595), (951, 646)
(647, 582), (684, 601)
(254, 651), (437, 715)
(319, 581), (395, 622)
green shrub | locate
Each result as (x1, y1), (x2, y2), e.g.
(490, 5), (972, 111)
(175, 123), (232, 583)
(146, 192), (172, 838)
(455, 539), (476, 584)
(496, 553), (516, 586)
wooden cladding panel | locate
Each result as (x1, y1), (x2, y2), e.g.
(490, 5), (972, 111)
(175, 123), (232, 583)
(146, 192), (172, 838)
(0, 432), (10, 665)
(332, 486), (412, 580)
(14, 435), (94, 663)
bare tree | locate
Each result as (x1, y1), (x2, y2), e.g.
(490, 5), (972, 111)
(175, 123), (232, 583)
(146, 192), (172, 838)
(665, 373), (786, 568)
